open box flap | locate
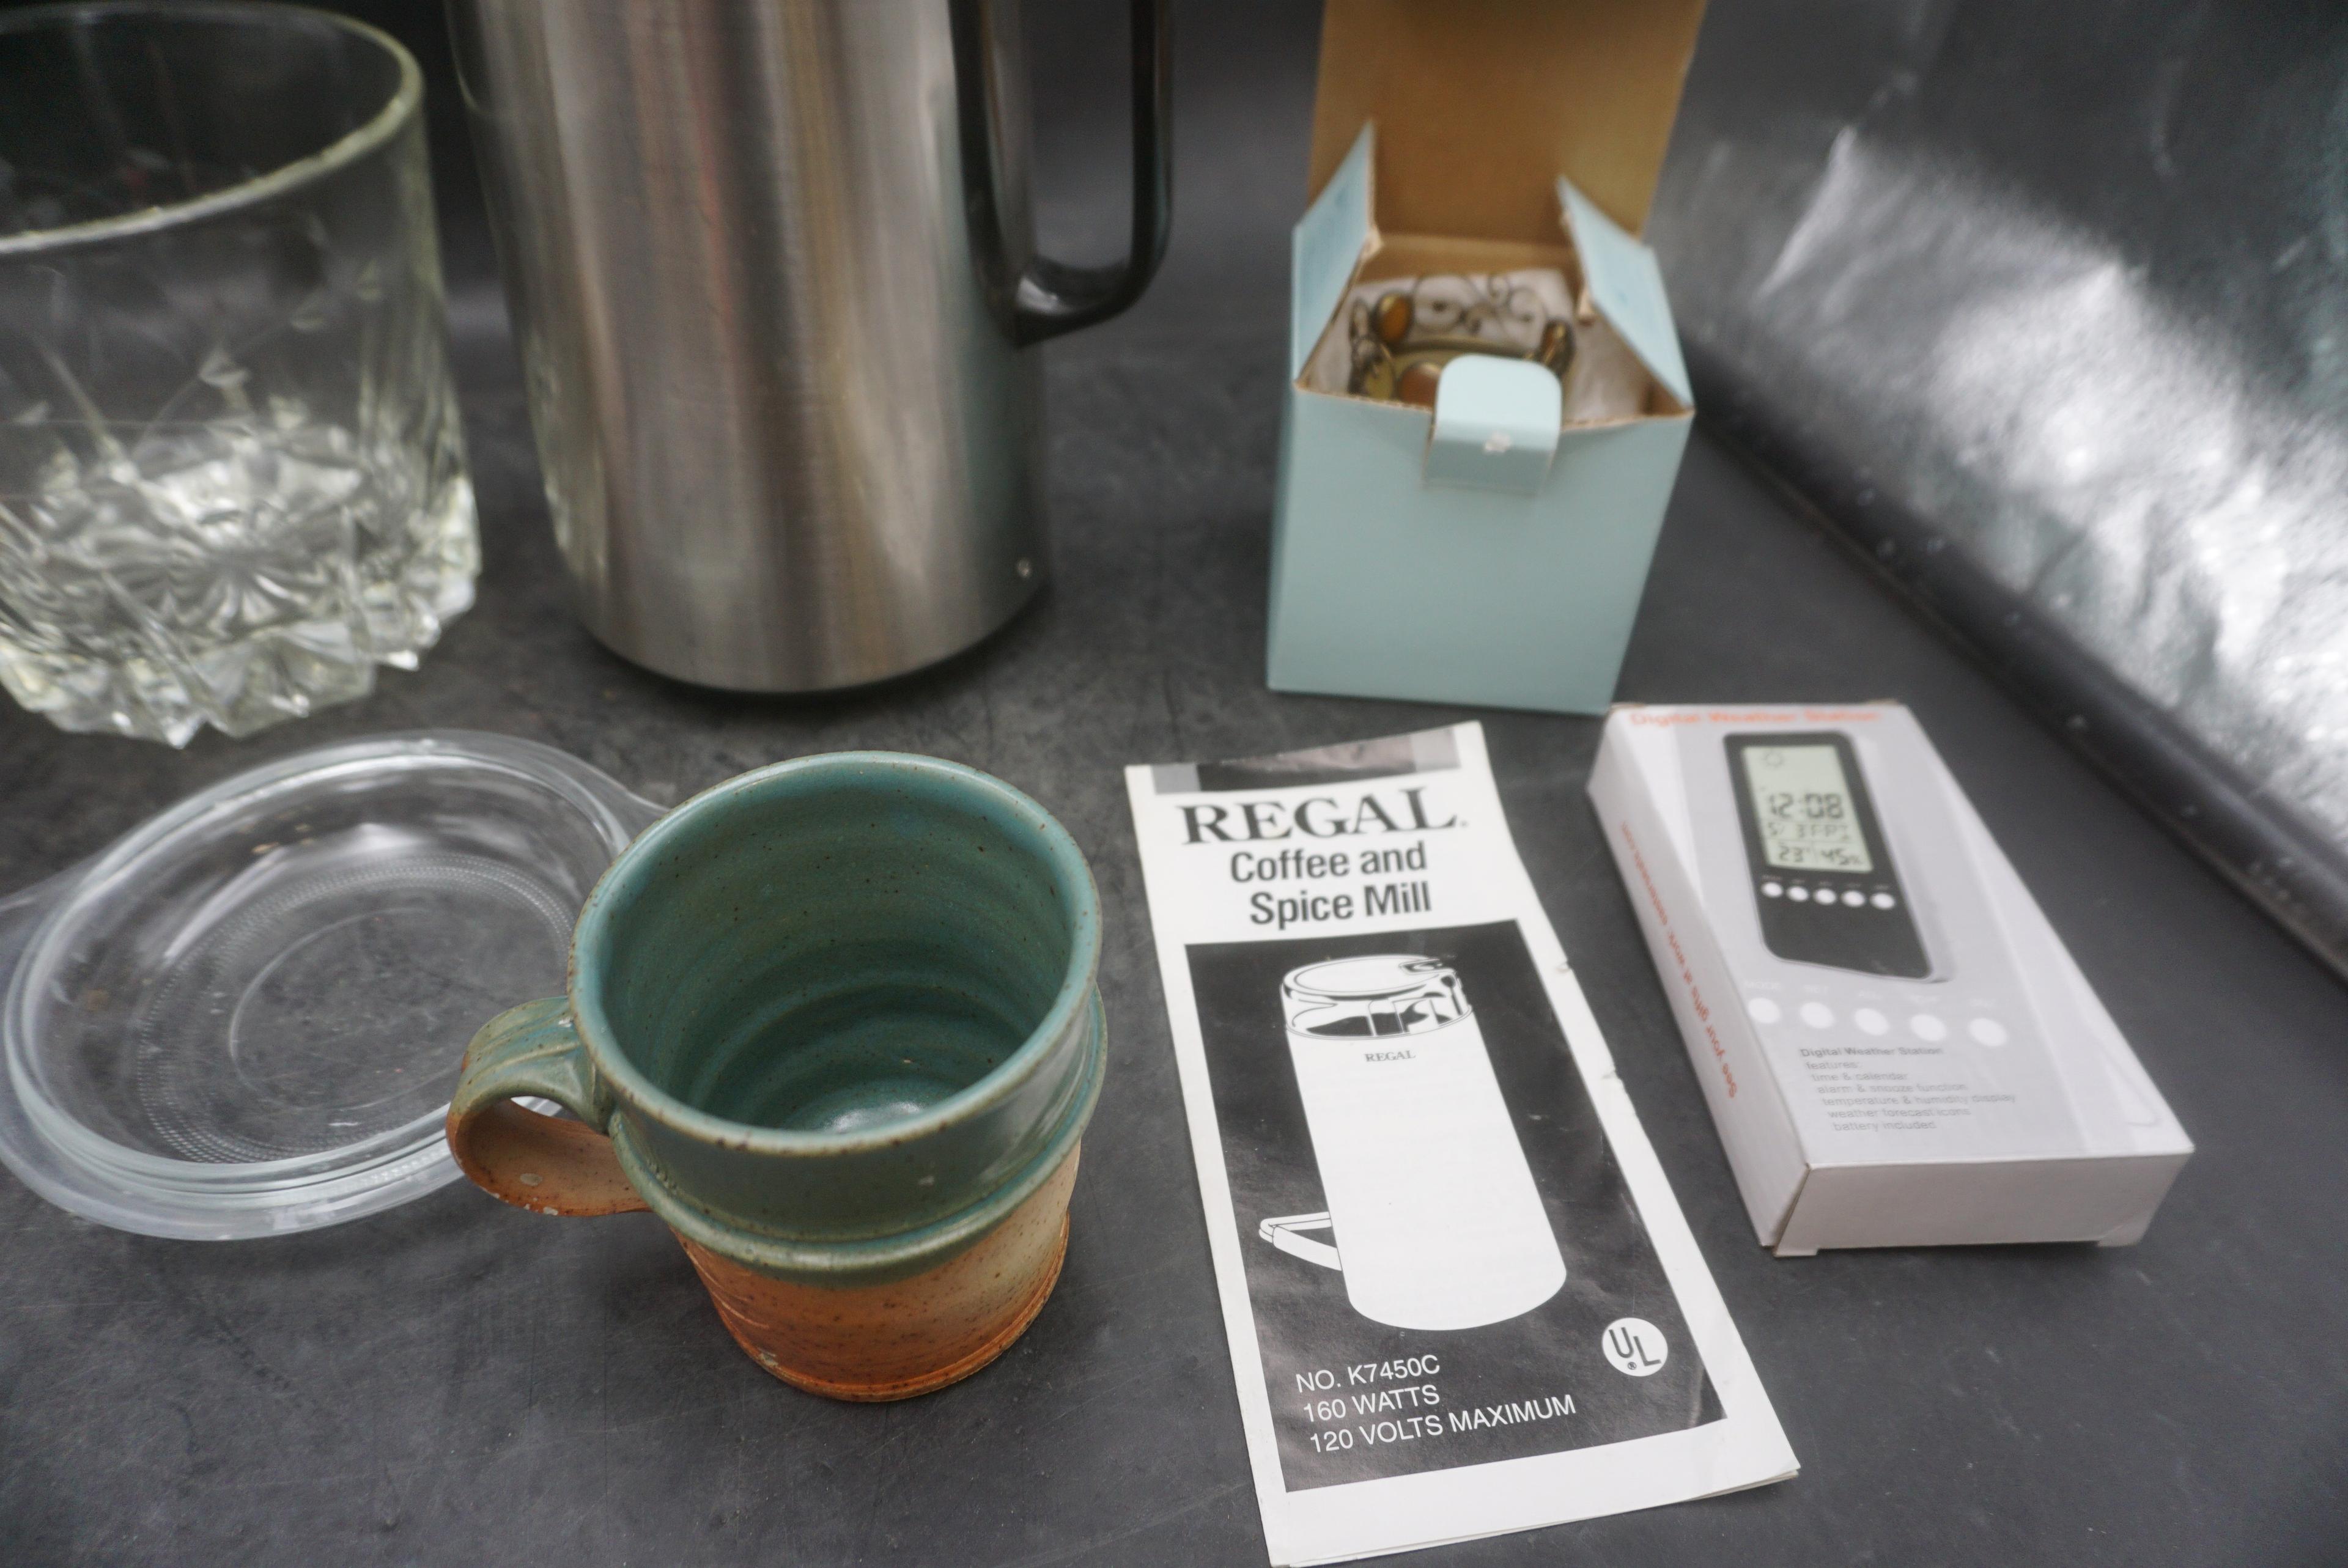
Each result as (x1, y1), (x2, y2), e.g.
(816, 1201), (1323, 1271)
(1560, 179), (1691, 408)
(1291, 124), (1376, 378)
(1307, 0), (1707, 243)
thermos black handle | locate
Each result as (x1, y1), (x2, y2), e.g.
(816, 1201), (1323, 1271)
(951, 0), (1173, 347)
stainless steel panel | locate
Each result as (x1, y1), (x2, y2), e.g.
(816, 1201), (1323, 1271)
(452, 0), (1042, 691)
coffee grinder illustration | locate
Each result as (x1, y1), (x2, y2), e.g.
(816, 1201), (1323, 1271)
(1258, 957), (1567, 1330)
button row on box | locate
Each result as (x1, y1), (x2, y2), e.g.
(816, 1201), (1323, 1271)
(1744, 996), (2010, 1047)
(1760, 882), (1897, 910)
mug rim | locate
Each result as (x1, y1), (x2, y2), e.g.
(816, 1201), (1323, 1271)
(565, 751), (1102, 1157)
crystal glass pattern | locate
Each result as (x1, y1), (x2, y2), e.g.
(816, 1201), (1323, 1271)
(0, 3), (476, 745)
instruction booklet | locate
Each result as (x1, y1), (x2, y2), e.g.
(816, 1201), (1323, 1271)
(1124, 723), (1796, 1564)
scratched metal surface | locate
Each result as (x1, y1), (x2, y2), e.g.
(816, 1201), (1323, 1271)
(1, 2), (2344, 1564)
(1648, 0), (2348, 975)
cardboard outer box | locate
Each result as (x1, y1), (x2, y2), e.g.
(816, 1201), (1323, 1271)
(1589, 703), (2193, 1256)
(1266, 0), (1705, 715)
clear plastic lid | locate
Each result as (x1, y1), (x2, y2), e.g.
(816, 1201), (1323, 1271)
(0, 732), (659, 1238)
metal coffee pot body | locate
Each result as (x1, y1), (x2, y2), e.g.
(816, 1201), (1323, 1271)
(451, 0), (1170, 690)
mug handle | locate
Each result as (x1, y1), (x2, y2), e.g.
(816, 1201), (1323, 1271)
(1258, 1212), (1342, 1270)
(445, 997), (649, 1216)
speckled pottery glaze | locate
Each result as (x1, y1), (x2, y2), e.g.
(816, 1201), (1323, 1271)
(446, 753), (1104, 1400)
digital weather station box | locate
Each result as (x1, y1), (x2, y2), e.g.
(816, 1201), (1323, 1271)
(1589, 702), (2193, 1257)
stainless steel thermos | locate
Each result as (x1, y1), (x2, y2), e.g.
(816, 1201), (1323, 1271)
(450, 0), (1170, 690)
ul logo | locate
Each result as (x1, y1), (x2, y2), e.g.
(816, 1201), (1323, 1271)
(1602, 1317), (1668, 1377)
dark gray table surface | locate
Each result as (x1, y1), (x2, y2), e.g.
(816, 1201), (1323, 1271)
(4, 4), (2345, 1562)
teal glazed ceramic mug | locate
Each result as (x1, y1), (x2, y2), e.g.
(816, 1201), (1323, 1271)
(445, 753), (1105, 1401)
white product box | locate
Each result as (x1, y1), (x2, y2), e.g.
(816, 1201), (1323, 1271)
(1588, 702), (2192, 1256)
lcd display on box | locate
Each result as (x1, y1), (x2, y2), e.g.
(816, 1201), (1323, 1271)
(1739, 743), (1871, 874)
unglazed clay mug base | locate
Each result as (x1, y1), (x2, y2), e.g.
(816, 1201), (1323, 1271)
(445, 753), (1105, 1401)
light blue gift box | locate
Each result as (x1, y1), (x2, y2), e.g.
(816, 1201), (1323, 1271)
(1266, 2), (1703, 715)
